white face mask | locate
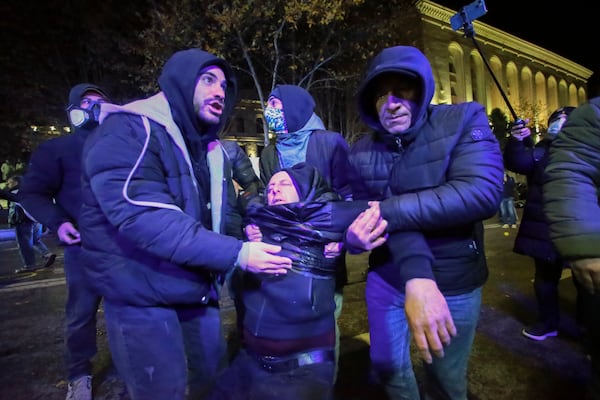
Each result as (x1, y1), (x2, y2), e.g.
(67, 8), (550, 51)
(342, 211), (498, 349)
(547, 115), (566, 136)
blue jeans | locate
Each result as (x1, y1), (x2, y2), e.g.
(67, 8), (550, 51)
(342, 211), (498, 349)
(366, 272), (482, 400)
(498, 197), (517, 225)
(15, 221), (51, 267)
(209, 348), (334, 400)
(63, 245), (102, 381)
(103, 300), (227, 400)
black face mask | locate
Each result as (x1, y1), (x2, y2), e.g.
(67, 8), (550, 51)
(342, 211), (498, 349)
(67, 101), (103, 129)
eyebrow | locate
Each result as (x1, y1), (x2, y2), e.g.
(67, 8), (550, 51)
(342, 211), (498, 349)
(200, 71), (228, 90)
(201, 71), (217, 79)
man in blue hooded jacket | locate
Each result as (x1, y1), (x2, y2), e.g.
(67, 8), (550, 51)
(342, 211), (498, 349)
(20, 83), (110, 400)
(345, 45), (503, 399)
(79, 48), (292, 400)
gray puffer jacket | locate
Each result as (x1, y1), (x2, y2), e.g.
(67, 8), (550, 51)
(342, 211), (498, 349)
(544, 97), (600, 260)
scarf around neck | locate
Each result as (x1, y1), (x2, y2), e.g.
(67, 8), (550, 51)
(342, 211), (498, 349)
(276, 113), (325, 168)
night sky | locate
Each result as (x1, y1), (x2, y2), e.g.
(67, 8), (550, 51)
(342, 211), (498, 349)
(437, 0), (598, 94)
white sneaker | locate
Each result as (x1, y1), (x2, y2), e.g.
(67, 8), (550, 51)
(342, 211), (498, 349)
(502, 224), (509, 228)
(66, 375), (92, 400)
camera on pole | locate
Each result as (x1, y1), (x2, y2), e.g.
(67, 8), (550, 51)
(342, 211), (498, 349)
(450, 0), (525, 127)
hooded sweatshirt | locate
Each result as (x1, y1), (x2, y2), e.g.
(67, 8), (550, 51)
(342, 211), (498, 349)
(243, 163), (368, 342)
(79, 49), (244, 306)
(269, 84), (326, 168)
(19, 83), (110, 232)
(350, 46), (503, 294)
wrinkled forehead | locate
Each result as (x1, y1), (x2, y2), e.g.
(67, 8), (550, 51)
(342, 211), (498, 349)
(199, 65), (225, 79)
(81, 90), (107, 102)
(268, 171), (294, 186)
(371, 72), (419, 93)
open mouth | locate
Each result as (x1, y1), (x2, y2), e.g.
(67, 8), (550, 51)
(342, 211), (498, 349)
(208, 100), (224, 115)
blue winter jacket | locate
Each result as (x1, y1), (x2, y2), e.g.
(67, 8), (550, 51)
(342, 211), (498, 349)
(79, 50), (244, 306)
(349, 46), (503, 294)
(504, 136), (562, 262)
(19, 83), (107, 233)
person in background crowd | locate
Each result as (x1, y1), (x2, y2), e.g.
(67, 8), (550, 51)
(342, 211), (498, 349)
(1, 175), (55, 274)
(19, 83), (110, 400)
(544, 97), (600, 400)
(345, 45), (503, 399)
(78, 48), (292, 400)
(1, 159), (13, 182)
(504, 107), (583, 341)
(253, 84), (353, 380)
(211, 163), (372, 400)
(499, 172), (518, 228)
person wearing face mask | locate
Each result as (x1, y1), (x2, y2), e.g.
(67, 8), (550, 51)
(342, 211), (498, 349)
(18, 83), (110, 400)
(345, 45), (503, 399)
(254, 84), (353, 382)
(504, 107), (584, 342)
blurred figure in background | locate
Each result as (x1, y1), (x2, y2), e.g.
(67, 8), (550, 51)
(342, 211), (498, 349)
(499, 172), (518, 229)
(3, 174), (55, 274)
(504, 107), (583, 341)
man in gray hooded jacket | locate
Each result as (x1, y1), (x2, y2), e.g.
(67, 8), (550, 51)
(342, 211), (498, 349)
(79, 48), (292, 399)
(345, 45), (503, 399)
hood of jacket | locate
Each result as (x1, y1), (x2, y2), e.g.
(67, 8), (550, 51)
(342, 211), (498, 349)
(282, 162), (332, 203)
(158, 48), (238, 145)
(269, 84), (315, 133)
(357, 46), (434, 139)
(67, 83), (110, 136)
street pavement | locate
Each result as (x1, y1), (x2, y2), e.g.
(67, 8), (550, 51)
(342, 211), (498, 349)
(0, 214), (590, 400)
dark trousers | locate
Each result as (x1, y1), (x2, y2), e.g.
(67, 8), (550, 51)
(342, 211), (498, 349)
(533, 258), (584, 328)
(209, 348), (334, 400)
(580, 289), (600, 399)
(63, 245), (102, 380)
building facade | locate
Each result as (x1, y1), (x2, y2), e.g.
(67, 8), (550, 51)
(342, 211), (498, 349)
(223, 0), (593, 152)
(417, 0), (592, 129)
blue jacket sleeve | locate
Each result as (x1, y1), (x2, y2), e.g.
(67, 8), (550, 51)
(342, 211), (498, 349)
(84, 114), (242, 272)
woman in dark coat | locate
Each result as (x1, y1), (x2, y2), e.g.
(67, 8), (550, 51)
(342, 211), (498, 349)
(504, 106), (582, 340)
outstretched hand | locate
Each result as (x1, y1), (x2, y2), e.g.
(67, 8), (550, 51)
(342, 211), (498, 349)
(57, 221), (81, 245)
(242, 241), (292, 275)
(324, 242), (344, 258)
(510, 118), (531, 141)
(345, 203), (388, 252)
(404, 278), (457, 364)
(570, 258), (600, 294)
(244, 224), (262, 242)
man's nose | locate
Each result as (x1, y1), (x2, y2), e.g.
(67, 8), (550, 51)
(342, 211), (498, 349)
(385, 94), (404, 108)
(214, 84), (226, 99)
